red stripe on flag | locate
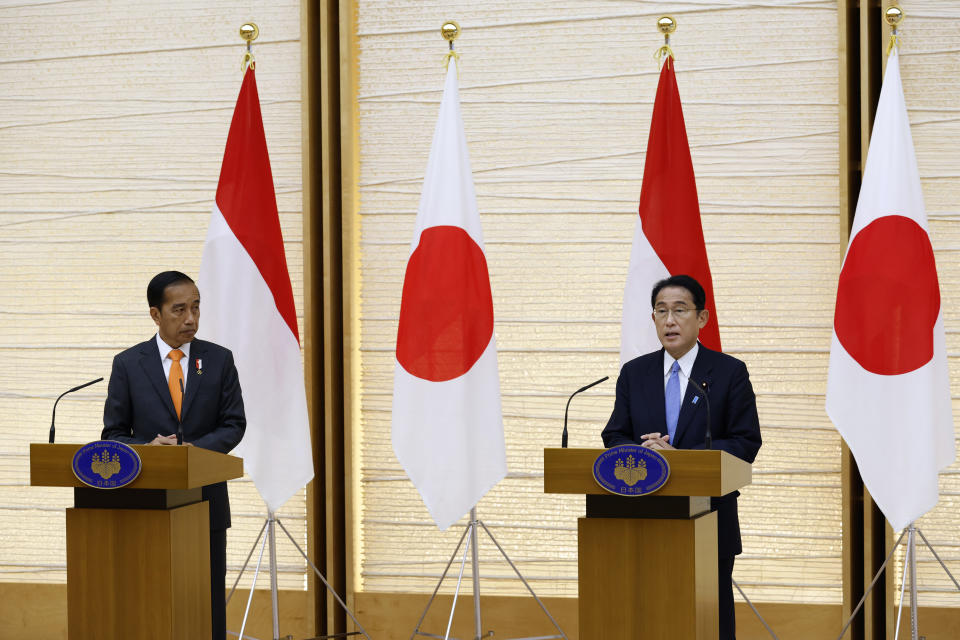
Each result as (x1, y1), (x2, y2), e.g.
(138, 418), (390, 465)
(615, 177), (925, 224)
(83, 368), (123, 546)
(639, 61), (721, 351)
(215, 68), (300, 344)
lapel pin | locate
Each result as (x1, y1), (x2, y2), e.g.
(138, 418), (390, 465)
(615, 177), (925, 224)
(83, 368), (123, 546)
(195, 358), (203, 375)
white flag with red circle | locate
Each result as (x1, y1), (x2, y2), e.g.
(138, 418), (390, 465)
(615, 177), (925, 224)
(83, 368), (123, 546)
(392, 63), (507, 531)
(826, 51), (955, 532)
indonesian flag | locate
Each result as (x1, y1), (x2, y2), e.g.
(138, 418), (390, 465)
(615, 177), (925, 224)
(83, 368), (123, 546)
(198, 67), (313, 513)
(392, 62), (507, 531)
(826, 51), (955, 532)
(620, 57), (721, 365)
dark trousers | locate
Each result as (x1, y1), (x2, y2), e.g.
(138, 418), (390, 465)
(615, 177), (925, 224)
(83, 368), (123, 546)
(211, 528), (227, 640)
(719, 555), (736, 640)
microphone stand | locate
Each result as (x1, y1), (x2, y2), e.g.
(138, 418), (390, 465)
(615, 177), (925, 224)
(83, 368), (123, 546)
(177, 378), (184, 445)
(562, 376), (608, 448)
(49, 377), (104, 443)
(686, 375), (711, 450)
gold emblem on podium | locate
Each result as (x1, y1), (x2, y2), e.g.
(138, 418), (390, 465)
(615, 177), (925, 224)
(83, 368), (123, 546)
(613, 454), (647, 486)
(90, 451), (122, 480)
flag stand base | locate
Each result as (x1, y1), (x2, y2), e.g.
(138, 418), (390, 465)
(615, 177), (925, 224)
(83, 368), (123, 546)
(226, 510), (372, 640)
(837, 523), (960, 640)
(409, 507), (568, 640)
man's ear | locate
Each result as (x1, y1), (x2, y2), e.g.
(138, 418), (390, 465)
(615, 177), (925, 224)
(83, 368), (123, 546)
(697, 308), (710, 329)
(149, 307), (162, 326)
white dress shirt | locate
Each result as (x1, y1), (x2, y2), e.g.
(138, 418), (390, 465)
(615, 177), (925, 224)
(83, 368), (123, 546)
(156, 333), (192, 387)
(662, 342), (699, 395)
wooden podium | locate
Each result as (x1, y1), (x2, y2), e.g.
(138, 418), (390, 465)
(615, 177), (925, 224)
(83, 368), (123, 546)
(30, 443), (243, 640)
(543, 448), (752, 640)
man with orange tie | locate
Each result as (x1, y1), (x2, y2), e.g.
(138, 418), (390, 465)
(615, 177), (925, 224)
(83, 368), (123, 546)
(102, 270), (245, 640)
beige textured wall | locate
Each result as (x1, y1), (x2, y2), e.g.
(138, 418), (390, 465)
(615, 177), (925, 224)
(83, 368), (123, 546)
(354, 1), (844, 603)
(0, 1), (308, 590)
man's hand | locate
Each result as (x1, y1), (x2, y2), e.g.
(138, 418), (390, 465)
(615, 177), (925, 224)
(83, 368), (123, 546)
(640, 432), (676, 450)
(148, 434), (192, 446)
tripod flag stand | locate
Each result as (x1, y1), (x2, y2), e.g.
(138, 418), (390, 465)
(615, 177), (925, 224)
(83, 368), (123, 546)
(227, 510), (372, 640)
(409, 507), (568, 640)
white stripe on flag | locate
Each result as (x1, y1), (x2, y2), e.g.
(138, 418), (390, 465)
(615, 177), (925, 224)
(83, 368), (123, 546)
(199, 205), (313, 512)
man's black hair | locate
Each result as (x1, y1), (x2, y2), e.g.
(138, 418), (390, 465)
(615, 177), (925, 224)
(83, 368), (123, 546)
(147, 271), (195, 310)
(650, 274), (706, 310)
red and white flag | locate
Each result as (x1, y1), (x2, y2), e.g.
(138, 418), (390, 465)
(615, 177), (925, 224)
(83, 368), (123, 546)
(826, 51), (955, 532)
(621, 57), (721, 365)
(198, 68), (313, 513)
(392, 62), (507, 531)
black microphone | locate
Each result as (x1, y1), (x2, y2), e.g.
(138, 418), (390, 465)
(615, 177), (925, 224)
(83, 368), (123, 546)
(176, 378), (184, 445)
(686, 375), (712, 450)
(49, 377), (104, 443)
(562, 376), (609, 448)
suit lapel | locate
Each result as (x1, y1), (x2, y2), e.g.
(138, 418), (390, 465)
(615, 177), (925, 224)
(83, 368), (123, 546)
(180, 340), (205, 422)
(673, 346), (714, 447)
(138, 339), (179, 423)
(643, 349), (668, 434)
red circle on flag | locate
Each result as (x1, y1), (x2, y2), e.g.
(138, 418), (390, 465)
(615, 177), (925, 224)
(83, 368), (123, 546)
(834, 215), (940, 375)
(397, 225), (495, 382)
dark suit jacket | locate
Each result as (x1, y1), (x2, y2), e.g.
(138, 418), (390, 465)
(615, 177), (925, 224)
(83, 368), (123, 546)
(601, 344), (761, 557)
(102, 337), (246, 530)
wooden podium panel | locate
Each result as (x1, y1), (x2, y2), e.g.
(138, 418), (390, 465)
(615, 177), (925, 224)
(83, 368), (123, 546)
(66, 501), (211, 640)
(30, 443), (243, 489)
(30, 443), (242, 640)
(578, 513), (718, 640)
(545, 448), (753, 640)
(543, 447), (751, 497)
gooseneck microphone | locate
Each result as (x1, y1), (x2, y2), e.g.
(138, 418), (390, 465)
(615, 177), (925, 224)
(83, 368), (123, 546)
(49, 377), (104, 443)
(177, 378), (185, 445)
(562, 376), (609, 448)
(686, 375), (712, 450)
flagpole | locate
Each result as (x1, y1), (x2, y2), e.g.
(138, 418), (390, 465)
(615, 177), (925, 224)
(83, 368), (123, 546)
(236, 24), (283, 640)
(448, 22), (482, 637)
(470, 507), (482, 640)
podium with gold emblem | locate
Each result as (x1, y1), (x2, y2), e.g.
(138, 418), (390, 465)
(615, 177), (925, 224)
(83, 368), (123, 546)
(544, 447), (752, 640)
(30, 442), (243, 640)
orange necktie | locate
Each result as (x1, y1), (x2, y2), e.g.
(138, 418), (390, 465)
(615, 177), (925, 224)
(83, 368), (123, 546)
(168, 349), (184, 419)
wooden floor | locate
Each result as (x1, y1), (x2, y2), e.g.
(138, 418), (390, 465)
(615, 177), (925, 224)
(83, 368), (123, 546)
(0, 583), (310, 639)
(3, 583), (960, 639)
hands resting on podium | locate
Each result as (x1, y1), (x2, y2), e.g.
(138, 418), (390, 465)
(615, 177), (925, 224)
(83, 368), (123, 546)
(148, 434), (193, 446)
(640, 432), (676, 450)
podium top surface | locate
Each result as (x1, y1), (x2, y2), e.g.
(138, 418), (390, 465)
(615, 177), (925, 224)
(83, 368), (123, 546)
(30, 443), (243, 490)
(543, 447), (751, 497)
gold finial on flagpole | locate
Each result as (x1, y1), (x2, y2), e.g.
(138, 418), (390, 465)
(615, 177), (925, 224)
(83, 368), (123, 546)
(441, 21), (460, 48)
(657, 16), (677, 37)
(240, 22), (259, 73)
(884, 5), (903, 55)
(441, 21), (461, 71)
(655, 16), (677, 68)
(884, 4), (903, 27)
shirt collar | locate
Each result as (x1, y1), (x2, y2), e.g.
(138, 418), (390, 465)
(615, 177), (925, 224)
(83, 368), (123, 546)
(663, 342), (699, 378)
(156, 333), (191, 361)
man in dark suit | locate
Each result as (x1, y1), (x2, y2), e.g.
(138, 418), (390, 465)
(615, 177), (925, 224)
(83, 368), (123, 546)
(102, 270), (245, 640)
(602, 274), (761, 640)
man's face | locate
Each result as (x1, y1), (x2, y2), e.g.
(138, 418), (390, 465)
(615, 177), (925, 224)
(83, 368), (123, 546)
(150, 282), (200, 348)
(652, 286), (709, 360)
